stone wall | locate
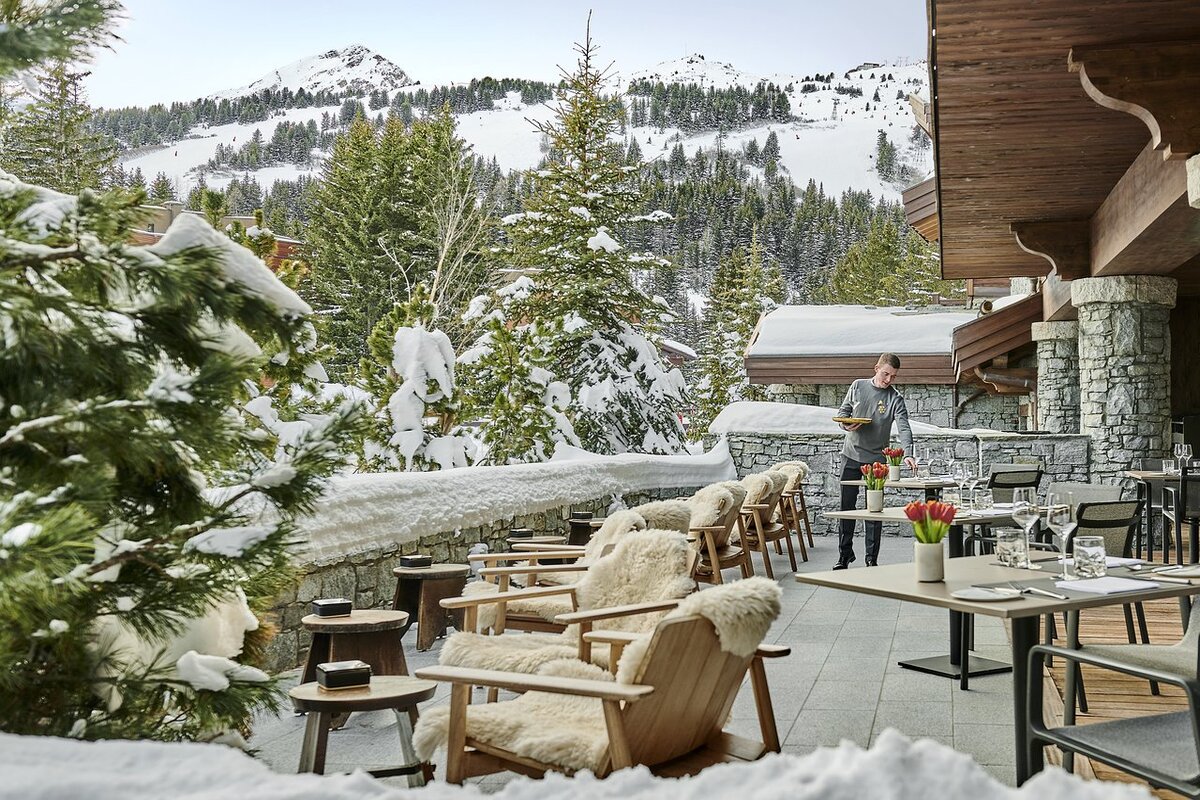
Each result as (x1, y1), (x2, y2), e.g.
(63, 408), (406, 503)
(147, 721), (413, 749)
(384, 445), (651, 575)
(765, 381), (1021, 430)
(1074, 276), (1175, 484)
(719, 431), (1091, 539)
(263, 486), (699, 672)
(1032, 321), (1080, 434)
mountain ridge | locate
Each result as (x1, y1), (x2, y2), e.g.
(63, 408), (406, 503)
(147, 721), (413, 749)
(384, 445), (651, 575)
(209, 44), (414, 101)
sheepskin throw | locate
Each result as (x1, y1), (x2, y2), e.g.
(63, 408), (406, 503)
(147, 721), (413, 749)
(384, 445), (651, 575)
(438, 530), (695, 674)
(688, 484), (733, 528)
(773, 461), (811, 491)
(414, 577), (783, 773)
(740, 473), (773, 506)
(616, 576), (782, 683)
(630, 499), (692, 535)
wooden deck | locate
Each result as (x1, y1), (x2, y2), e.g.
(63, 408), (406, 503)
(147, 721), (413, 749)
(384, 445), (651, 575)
(1038, 597), (1192, 798)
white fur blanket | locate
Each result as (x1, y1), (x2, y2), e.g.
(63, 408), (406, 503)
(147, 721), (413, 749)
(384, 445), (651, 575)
(415, 577), (783, 772)
(439, 530), (695, 673)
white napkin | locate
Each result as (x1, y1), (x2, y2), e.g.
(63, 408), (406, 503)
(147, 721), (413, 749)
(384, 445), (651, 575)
(1056, 577), (1157, 594)
(1057, 556), (1143, 568)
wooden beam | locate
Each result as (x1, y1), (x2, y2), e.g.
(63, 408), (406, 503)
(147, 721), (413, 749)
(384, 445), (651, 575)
(1041, 269), (1078, 322)
(1011, 220), (1090, 280)
(1069, 41), (1200, 161)
(1090, 141), (1200, 276)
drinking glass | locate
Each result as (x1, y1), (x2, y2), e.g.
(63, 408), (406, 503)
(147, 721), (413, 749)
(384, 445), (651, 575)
(1010, 487), (1039, 569)
(1044, 492), (1078, 581)
(974, 488), (994, 510)
(1074, 535), (1107, 578)
(997, 529), (1029, 568)
(1164, 458), (1179, 476)
(1184, 444), (1194, 467)
(1175, 443), (1185, 462)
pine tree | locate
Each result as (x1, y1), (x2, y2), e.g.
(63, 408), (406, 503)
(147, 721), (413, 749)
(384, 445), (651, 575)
(474, 21), (687, 455)
(0, 62), (117, 192)
(357, 284), (475, 471)
(147, 170), (175, 203)
(0, 173), (364, 740)
(226, 208), (276, 261)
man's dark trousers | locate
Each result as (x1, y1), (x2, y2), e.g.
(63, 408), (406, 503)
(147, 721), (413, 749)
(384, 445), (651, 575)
(839, 457), (882, 562)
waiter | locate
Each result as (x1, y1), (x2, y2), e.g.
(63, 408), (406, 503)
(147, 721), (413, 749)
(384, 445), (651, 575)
(835, 353), (917, 569)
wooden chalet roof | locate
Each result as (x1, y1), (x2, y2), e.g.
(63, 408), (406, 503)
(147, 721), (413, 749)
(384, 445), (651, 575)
(902, 175), (939, 242)
(928, 0), (1200, 289)
(952, 293), (1043, 378)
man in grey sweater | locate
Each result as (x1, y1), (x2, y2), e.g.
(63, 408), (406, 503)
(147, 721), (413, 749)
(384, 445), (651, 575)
(835, 353), (918, 569)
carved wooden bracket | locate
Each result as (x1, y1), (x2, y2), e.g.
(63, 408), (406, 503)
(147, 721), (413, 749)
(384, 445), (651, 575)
(1068, 42), (1200, 161)
(1010, 220), (1090, 280)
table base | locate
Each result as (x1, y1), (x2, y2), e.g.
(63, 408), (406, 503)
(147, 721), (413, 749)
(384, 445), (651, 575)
(898, 653), (1011, 679)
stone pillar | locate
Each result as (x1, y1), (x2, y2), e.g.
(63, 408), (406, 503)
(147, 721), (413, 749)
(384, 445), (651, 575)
(1072, 276), (1176, 483)
(1030, 320), (1080, 433)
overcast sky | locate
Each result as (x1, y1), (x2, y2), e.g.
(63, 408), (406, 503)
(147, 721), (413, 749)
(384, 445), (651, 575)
(84, 1), (929, 108)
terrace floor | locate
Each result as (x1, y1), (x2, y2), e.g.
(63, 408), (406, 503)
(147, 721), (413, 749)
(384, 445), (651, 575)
(247, 536), (1028, 789)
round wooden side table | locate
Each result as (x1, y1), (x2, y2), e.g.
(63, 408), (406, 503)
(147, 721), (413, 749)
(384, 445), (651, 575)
(300, 609), (411, 683)
(289, 675), (437, 784)
(391, 563), (471, 651)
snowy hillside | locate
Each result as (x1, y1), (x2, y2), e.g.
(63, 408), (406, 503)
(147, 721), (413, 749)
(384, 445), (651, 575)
(209, 44), (413, 101)
(120, 50), (931, 203)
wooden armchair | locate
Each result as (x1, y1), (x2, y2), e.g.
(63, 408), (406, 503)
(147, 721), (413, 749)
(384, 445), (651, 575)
(436, 530), (697, 678)
(739, 471), (799, 578)
(414, 578), (787, 783)
(774, 460), (815, 551)
(690, 482), (754, 585)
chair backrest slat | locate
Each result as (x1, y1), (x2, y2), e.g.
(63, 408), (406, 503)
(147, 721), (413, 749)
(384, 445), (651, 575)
(617, 615), (750, 767)
(987, 467), (1043, 503)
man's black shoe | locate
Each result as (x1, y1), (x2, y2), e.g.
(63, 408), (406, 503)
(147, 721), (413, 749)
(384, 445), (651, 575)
(866, 558), (878, 567)
(833, 555), (856, 570)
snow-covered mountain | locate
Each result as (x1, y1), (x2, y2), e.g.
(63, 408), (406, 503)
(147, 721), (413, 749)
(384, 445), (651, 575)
(209, 45), (413, 101)
(121, 49), (931, 204)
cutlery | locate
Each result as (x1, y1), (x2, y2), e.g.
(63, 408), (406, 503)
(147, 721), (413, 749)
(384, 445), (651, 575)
(1126, 574), (1193, 585)
(1021, 586), (1068, 600)
(1151, 565), (1185, 573)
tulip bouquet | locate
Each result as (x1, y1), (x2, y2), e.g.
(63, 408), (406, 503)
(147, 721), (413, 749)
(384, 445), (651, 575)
(904, 500), (957, 543)
(882, 446), (905, 466)
(860, 461), (889, 490)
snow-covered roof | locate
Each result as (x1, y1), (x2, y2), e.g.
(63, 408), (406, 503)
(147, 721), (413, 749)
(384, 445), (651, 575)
(747, 305), (977, 357)
(660, 337), (698, 360)
(295, 442), (736, 563)
(4, 728), (1142, 799)
(709, 401), (992, 436)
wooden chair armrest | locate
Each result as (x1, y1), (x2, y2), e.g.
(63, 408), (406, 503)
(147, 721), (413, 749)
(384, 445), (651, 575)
(478, 563), (589, 578)
(439, 584), (576, 609)
(743, 503), (770, 510)
(510, 543), (584, 552)
(414, 665), (654, 701)
(554, 598), (682, 625)
(757, 644), (791, 658)
(468, 550), (583, 563)
(581, 630), (644, 646)
(690, 525), (727, 533)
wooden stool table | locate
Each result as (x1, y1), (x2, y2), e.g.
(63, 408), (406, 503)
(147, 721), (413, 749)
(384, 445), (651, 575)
(392, 563), (470, 651)
(300, 609), (411, 684)
(290, 676), (437, 783)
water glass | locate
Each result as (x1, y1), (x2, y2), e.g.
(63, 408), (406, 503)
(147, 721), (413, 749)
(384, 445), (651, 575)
(942, 487), (961, 506)
(1164, 458), (1179, 476)
(997, 529), (1029, 568)
(974, 489), (994, 510)
(1074, 535), (1107, 578)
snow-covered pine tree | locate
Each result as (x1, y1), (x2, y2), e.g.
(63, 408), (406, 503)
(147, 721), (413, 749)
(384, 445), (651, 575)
(494, 22), (688, 455)
(358, 283), (475, 471)
(457, 277), (578, 464)
(0, 170), (363, 740)
(0, 62), (116, 192)
(691, 231), (783, 435)
(226, 207), (277, 262)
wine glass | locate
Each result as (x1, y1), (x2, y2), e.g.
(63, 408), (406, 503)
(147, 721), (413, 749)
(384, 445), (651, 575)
(1044, 492), (1077, 581)
(1011, 487), (1039, 569)
(1184, 444), (1194, 470)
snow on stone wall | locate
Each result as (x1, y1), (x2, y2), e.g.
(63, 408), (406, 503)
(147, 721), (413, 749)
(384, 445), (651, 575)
(264, 445), (735, 670)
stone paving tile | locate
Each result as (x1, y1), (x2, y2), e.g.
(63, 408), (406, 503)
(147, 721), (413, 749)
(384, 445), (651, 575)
(802, 680), (882, 710)
(872, 701), (953, 737)
(954, 723), (1017, 766)
(785, 708), (874, 747)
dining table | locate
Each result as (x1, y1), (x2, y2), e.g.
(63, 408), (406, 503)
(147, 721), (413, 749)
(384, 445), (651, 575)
(839, 475), (958, 501)
(796, 554), (1200, 785)
(823, 505), (1019, 681)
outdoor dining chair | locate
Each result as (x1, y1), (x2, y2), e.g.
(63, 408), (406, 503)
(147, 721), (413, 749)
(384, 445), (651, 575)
(1028, 598), (1200, 797)
(1162, 461), (1200, 565)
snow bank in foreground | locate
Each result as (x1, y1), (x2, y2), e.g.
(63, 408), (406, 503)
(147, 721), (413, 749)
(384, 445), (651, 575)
(295, 442), (736, 563)
(5, 728), (1149, 799)
(709, 402), (999, 437)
